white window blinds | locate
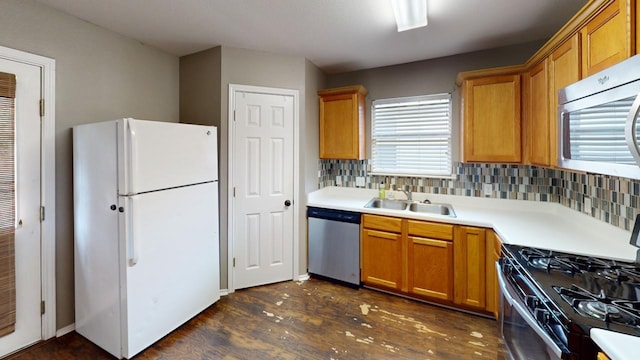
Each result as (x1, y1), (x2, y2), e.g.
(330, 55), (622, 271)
(566, 96), (638, 164)
(0, 71), (16, 337)
(371, 93), (452, 176)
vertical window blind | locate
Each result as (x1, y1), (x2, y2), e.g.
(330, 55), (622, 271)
(371, 93), (452, 176)
(0, 71), (16, 337)
(567, 96), (638, 164)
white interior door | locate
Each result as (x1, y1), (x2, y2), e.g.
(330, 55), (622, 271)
(0, 58), (42, 357)
(232, 89), (294, 290)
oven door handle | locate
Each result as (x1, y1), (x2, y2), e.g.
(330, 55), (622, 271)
(497, 264), (563, 359)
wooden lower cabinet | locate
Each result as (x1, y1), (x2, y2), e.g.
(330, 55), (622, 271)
(407, 220), (454, 301)
(454, 226), (487, 309)
(361, 228), (402, 290)
(597, 352), (611, 360)
(407, 236), (453, 301)
(362, 215), (496, 314)
(485, 231), (502, 319)
(361, 214), (403, 291)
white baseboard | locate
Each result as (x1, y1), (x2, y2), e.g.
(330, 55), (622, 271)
(297, 273), (310, 281)
(55, 323), (75, 337)
(219, 289), (230, 296)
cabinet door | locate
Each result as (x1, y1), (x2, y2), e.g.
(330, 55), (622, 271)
(527, 60), (550, 166)
(549, 34), (580, 167)
(454, 226), (487, 309)
(462, 74), (521, 163)
(319, 87), (366, 160)
(408, 236), (453, 301)
(581, 0), (631, 77)
(485, 231), (502, 319)
(361, 229), (402, 291)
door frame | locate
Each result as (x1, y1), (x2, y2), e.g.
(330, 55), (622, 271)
(227, 84), (300, 292)
(0, 45), (56, 340)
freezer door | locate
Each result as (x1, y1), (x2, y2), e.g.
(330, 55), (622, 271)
(117, 118), (218, 195)
(119, 182), (220, 358)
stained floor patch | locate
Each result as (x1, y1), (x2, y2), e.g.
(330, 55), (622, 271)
(359, 304), (371, 315)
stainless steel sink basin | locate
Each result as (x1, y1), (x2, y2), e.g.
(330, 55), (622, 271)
(363, 198), (456, 217)
(364, 198), (409, 210)
(408, 202), (456, 216)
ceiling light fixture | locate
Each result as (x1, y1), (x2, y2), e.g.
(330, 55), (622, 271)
(391, 0), (428, 32)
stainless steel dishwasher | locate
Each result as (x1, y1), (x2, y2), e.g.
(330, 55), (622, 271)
(307, 207), (361, 286)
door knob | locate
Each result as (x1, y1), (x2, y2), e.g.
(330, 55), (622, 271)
(284, 200), (292, 207)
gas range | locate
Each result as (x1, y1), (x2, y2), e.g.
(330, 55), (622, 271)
(499, 244), (640, 359)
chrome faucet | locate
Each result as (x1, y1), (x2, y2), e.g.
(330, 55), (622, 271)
(401, 188), (413, 201)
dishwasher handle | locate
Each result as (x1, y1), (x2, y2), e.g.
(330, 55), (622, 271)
(307, 207), (361, 224)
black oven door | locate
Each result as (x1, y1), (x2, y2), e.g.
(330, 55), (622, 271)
(498, 264), (567, 360)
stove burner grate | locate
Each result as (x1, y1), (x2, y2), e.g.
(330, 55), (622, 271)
(554, 285), (640, 327)
(519, 247), (640, 281)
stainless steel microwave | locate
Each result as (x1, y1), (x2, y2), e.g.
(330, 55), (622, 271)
(558, 54), (640, 179)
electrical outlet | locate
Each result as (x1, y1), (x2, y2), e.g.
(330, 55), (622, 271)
(584, 196), (592, 213)
(355, 176), (365, 187)
(483, 183), (492, 197)
(335, 176), (342, 186)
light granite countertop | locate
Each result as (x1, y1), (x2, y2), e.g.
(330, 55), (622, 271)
(306, 186), (639, 359)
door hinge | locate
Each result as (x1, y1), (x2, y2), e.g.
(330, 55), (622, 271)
(40, 206), (45, 222)
(41, 300), (45, 315)
(39, 99), (45, 117)
(233, 187), (236, 197)
(233, 110), (236, 122)
(233, 258), (236, 267)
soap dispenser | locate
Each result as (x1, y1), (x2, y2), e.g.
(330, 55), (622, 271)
(378, 182), (386, 199)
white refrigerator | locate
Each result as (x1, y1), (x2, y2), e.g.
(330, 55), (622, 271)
(73, 118), (220, 359)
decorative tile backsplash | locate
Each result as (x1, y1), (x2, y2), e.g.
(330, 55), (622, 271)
(318, 160), (640, 231)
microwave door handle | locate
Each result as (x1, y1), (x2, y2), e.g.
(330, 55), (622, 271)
(625, 96), (640, 165)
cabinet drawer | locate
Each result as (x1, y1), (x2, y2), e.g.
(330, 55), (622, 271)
(407, 220), (453, 240)
(362, 214), (402, 233)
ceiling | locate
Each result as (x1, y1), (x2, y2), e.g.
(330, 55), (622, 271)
(35, 0), (588, 74)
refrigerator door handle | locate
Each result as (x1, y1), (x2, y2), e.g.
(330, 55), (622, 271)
(126, 119), (138, 195)
(126, 196), (140, 266)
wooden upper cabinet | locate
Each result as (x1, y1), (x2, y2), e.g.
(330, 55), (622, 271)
(549, 34), (581, 167)
(318, 85), (367, 160)
(580, 0), (632, 77)
(526, 60), (550, 166)
(461, 74), (522, 163)
(637, 0), (640, 54)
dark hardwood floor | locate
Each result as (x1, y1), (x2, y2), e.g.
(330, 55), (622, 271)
(9, 278), (507, 359)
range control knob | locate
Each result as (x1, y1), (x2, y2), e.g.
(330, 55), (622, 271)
(525, 295), (540, 309)
(534, 308), (550, 323)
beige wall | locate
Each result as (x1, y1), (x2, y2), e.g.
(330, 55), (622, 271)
(180, 46), (320, 288)
(0, 0), (179, 329)
(326, 40), (544, 161)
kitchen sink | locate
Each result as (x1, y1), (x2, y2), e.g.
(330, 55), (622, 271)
(408, 202), (456, 217)
(364, 198), (409, 210)
(363, 198), (456, 217)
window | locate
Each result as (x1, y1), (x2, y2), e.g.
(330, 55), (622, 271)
(0, 71), (16, 337)
(371, 93), (452, 177)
